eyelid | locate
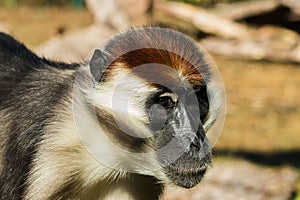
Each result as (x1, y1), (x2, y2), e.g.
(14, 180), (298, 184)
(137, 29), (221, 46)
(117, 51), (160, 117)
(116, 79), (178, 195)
(159, 92), (178, 103)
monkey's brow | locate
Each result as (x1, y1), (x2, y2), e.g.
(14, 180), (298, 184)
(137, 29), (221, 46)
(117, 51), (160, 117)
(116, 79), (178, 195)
(159, 92), (178, 102)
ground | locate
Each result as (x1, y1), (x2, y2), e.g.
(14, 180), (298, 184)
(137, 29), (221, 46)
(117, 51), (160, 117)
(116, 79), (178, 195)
(1, 5), (299, 198)
(0, 6), (93, 47)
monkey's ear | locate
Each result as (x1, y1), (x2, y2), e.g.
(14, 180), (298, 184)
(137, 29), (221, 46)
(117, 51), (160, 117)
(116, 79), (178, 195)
(89, 49), (108, 82)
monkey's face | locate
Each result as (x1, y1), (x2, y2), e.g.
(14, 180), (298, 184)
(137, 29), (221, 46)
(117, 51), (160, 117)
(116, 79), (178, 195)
(84, 27), (225, 189)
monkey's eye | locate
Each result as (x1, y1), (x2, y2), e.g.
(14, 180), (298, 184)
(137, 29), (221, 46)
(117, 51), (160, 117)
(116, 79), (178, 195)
(157, 96), (176, 109)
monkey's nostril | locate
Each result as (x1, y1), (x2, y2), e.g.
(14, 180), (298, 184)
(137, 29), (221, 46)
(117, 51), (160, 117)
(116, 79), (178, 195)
(190, 139), (202, 151)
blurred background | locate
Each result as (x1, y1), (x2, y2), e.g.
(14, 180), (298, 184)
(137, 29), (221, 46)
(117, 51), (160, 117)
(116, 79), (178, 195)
(0, 0), (299, 199)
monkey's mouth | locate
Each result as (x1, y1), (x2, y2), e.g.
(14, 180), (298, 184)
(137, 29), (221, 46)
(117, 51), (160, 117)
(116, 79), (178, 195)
(164, 154), (211, 188)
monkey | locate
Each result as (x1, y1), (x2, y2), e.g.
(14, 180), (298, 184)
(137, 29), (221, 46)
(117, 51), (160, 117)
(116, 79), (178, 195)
(0, 27), (225, 200)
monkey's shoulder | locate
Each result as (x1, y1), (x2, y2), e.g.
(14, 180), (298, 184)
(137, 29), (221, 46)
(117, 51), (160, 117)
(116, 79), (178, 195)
(0, 32), (40, 68)
(0, 32), (80, 105)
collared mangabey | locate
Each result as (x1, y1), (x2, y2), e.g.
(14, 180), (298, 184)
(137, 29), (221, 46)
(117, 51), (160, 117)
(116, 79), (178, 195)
(0, 27), (224, 200)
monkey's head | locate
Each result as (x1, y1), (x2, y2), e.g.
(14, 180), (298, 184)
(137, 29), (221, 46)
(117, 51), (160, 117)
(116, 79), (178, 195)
(79, 27), (225, 189)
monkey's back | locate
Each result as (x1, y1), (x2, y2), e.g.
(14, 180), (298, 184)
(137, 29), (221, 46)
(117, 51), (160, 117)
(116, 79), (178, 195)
(0, 32), (80, 199)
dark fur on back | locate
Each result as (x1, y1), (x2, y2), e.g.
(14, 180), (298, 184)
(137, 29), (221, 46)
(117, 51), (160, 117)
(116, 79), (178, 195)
(0, 32), (79, 199)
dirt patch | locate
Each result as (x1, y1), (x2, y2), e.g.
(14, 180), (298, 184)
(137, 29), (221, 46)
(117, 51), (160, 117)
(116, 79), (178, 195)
(213, 56), (300, 152)
(0, 6), (93, 48)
